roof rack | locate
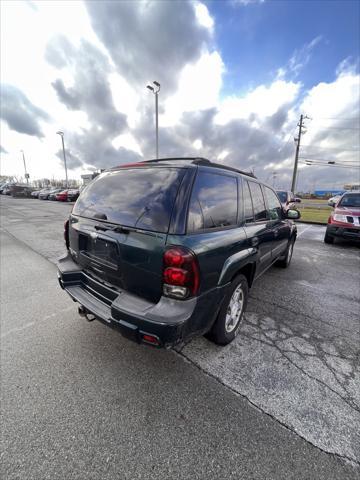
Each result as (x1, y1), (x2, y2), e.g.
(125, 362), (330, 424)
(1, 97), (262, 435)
(144, 157), (211, 164)
(143, 157), (256, 178)
(205, 161), (256, 178)
(115, 157), (256, 178)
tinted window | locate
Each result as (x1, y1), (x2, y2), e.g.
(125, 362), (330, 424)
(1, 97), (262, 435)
(73, 167), (185, 233)
(243, 180), (254, 223)
(338, 193), (360, 207)
(187, 171), (238, 232)
(248, 181), (268, 221)
(264, 186), (283, 220)
(277, 191), (288, 203)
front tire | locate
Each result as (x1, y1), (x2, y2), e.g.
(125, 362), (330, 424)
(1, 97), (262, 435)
(324, 231), (334, 244)
(276, 237), (295, 268)
(208, 274), (248, 345)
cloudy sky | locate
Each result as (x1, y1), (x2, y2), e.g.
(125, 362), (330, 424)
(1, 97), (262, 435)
(1, 0), (359, 190)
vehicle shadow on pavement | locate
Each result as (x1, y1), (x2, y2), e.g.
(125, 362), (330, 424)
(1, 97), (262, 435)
(179, 295), (360, 465)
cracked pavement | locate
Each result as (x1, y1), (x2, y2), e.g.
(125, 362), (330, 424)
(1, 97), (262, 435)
(1, 195), (360, 472)
(180, 224), (360, 463)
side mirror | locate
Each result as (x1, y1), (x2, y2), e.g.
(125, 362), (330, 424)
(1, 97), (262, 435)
(328, 200), (335, 207)
(286, 209), (301, 220)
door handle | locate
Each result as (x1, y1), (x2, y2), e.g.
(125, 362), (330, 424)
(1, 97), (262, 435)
(274, 230), (279, 237)
(251, 237), (259, 247)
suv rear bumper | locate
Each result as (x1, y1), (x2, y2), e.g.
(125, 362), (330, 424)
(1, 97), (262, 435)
(57, 253), (227, 348)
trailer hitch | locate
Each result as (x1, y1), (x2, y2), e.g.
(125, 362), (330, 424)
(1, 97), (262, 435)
(78, 306), (96, 322)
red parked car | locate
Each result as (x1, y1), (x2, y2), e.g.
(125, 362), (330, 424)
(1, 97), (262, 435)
(324, 191), (360, 244)
(56, 190), (69, 201)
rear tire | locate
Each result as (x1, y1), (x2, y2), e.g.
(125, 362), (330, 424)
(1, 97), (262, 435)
(208, 274), (248, 346)
(276, 237), (295, 268)
(324, 232), (334, 244)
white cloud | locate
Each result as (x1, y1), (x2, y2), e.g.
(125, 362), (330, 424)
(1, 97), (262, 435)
(0, 0), (103, 179)
(108, 73), (140, 129)
(162, 50), (224, 126)
(276, 36), (323, 80)
(301, 73), (359, 127)
(215, 80), (300, 125)
(112, 133), (143, 156)
(217, 150), (230, 161)
(194, 2), (214, 31)
(289, 35), (323, 76)
(193, 139), (203, 150)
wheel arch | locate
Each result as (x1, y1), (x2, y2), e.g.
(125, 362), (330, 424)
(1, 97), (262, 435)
(231, 263), (256, 288)
(218, 249), (257, 288)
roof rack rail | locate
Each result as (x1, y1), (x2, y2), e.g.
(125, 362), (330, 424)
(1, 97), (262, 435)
(121, 157), (256, 178)
(144, 157), (211, 164)
(206, 161), (256, 178)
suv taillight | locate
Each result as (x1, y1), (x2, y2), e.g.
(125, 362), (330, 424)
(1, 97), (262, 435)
(64, 219), (69, 249)
(163, 246), (200, 299)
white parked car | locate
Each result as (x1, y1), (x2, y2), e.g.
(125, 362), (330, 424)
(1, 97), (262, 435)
(328, 194), (343, 207)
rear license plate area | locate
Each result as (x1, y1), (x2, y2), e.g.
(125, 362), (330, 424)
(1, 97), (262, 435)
(79, 234), (119, 270)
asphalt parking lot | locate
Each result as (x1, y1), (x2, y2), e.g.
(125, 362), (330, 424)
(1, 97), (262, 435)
(1, 195), (359, 479)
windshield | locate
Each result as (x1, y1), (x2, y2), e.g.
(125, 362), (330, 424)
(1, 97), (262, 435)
(73, 167), (185, 233)
(338, 193), (360, 208)
(277, 191), (287, 203)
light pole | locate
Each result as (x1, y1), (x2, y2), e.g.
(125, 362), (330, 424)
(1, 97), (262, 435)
(146, 81), (160, 159)
(56, 131), (68, 188)
(20, 150), (29, 184)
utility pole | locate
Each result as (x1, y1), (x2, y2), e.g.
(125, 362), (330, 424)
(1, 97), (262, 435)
(291, 114), (308, 193)
(272, 171), (277, 188)
(20, 150), (29, 184)
(146, 81), (161, 158)
(56, 131), (68, 188)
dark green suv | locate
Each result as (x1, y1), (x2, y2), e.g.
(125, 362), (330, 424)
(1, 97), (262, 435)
(57, 158), (300, 348)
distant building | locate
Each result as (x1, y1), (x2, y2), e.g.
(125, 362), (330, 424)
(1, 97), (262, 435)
(314, 190), (344, 197)
(344, 183), (360, 191)
(81, 170), (104, 186)
(81, 174), (95, 186)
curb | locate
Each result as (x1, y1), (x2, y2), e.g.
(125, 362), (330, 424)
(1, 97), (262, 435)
(295, 220), (327, 226)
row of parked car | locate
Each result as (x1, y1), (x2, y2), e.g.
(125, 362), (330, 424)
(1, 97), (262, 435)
(0, 182), (16, 195)
(0, 182), (83, 201)
(31, 187), (81, 202)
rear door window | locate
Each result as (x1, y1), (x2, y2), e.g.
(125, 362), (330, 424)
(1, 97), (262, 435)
(277, 191), (288, 203)
(187, 171), (238, 232)
(248, 181), (268, 221)
(73, 167), (185, 233)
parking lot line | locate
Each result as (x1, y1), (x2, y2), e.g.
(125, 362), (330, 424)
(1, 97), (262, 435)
(296, 225), (312, 237)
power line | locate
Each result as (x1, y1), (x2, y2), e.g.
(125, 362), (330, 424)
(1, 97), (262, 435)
(301, 145), (360, 151)
(300, 164), (358, 169)
(300, 157), (360, 165)
(305, 126), (360, 131)
(278, 128), (296, 153)
(302, 164), (359, 168)
(309, 117), (359, 121)
(299, 156), (360, 163)
(299, 161), (359, 169)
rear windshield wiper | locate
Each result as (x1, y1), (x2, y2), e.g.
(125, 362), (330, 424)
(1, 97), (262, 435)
(94, 223), (131, 234)
(93, 223), (159, 237)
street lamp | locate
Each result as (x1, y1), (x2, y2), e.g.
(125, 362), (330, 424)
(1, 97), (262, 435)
(20, 150), (29, 184)
(56, 131), (68, 188)
(146, 81), (160, 159)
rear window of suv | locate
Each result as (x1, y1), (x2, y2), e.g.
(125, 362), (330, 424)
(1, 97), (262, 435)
(73, 167), (185, 233)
